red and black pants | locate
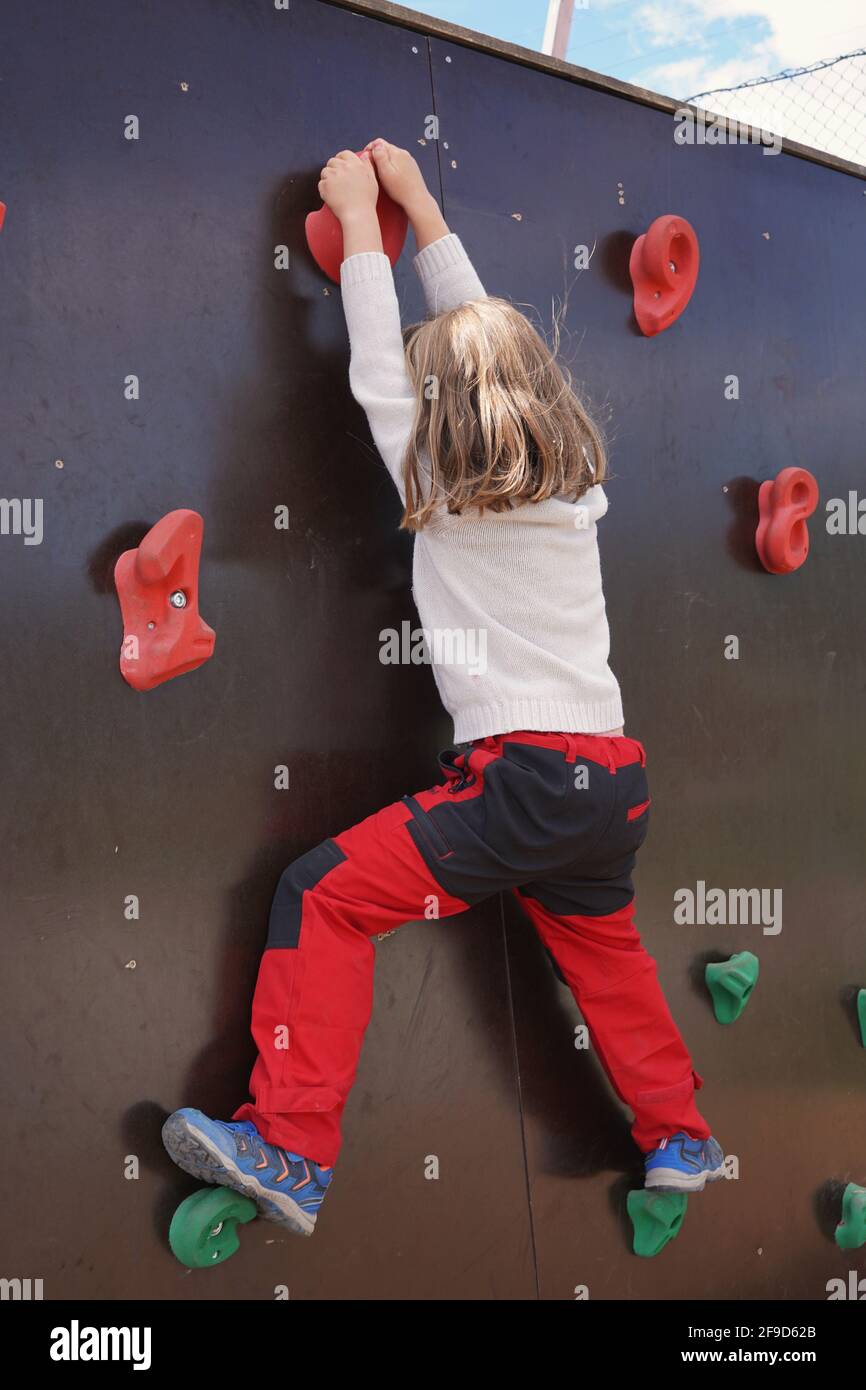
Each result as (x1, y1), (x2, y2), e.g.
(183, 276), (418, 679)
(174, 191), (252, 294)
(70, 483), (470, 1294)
(233, 731), (709, 1167)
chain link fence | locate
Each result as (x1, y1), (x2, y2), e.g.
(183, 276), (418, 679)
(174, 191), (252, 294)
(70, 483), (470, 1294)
(686, 48), (866, 169)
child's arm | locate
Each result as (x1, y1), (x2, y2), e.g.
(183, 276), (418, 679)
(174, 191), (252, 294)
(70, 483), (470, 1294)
(366, 140), (487, 315)
(320, 149), (420, 501)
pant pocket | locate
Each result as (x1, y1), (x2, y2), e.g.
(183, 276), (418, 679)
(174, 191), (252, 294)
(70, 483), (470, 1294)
(402, 795), (453, 860)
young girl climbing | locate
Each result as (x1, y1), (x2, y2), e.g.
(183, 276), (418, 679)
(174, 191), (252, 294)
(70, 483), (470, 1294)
(163, 141), (724, 1235)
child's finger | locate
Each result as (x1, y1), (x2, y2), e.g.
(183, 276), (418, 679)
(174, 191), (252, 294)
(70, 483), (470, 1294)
(325, 151), (355, 172)
(368, 138), (392, 163)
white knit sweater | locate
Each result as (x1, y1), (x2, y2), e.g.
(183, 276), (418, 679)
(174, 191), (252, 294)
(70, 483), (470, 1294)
(339, 232), (624, 743)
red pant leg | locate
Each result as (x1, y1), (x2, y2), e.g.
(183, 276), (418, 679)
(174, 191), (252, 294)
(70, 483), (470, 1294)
(515, 889), (710, 1151)
(233, 796), (469, 1167)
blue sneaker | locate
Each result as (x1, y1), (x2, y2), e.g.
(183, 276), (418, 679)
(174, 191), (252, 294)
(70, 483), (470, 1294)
(644, 1133), (725, 1192)
(162, 1108), (333, 1237)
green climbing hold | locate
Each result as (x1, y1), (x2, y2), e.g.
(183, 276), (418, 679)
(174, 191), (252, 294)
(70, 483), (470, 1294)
(169, 1186), (257, 1268)
(705, 951), (760, 1024)
(627, 1189), (688, 1258)
(835, 1183), (866, 1251)
(857, 989), (866, 1047)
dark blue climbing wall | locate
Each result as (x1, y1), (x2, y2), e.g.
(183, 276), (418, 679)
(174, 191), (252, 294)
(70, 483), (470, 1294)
(427, 35), (866, 1298)
(0, 0), (864, 1301)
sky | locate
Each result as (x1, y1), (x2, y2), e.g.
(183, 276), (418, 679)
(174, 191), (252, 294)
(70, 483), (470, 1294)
(408, 0), (866, 163)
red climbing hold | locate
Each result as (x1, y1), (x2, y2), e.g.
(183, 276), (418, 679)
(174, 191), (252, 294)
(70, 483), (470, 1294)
(114, 509), (216, 691)
(629, 215), (699, 336)
(755, 467), (820, 575)
(0, 202), (7, 231)
(305, 151), (408, 284)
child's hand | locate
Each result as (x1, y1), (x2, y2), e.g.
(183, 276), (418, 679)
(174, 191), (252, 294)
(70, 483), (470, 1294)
(318, 150), (379, 223)
(364, 139), (430, 213)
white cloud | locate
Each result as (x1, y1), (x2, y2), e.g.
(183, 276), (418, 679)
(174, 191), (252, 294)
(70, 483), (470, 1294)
(686, 0), (866, 68)
(655, 44), (778, 97)
(634, 1), (711, 50)
(623, 0), (866, 160)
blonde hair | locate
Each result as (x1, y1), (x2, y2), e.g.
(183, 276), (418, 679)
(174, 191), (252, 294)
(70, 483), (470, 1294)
(399, 296), (606, 531)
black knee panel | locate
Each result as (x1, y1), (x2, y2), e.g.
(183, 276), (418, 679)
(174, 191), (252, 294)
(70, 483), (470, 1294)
(265, 839), (347, 949)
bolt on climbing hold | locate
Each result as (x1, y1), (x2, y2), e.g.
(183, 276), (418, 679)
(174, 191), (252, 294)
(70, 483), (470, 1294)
(705, 952), (760, 1025)
(835, 1183), (866, 1251)
(755, 466), (819, 574)
(114, 509), (215, 691)
(627, 1189), (688, 1258)
(169, 1186), (258, 1268)
(857, 989), (866, 1047)
(629, 214), (699, 336)
(305, 149), (407, 284)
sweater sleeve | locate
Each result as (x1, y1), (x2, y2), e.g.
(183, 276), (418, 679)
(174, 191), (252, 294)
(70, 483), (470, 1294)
(413, 232), (487, 314)
(339, 251), (418, 501)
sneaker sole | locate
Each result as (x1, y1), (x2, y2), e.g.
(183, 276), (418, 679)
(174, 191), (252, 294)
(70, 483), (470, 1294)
(162, 1112), (316, 1237)
(644, 1164), (726, 1194)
